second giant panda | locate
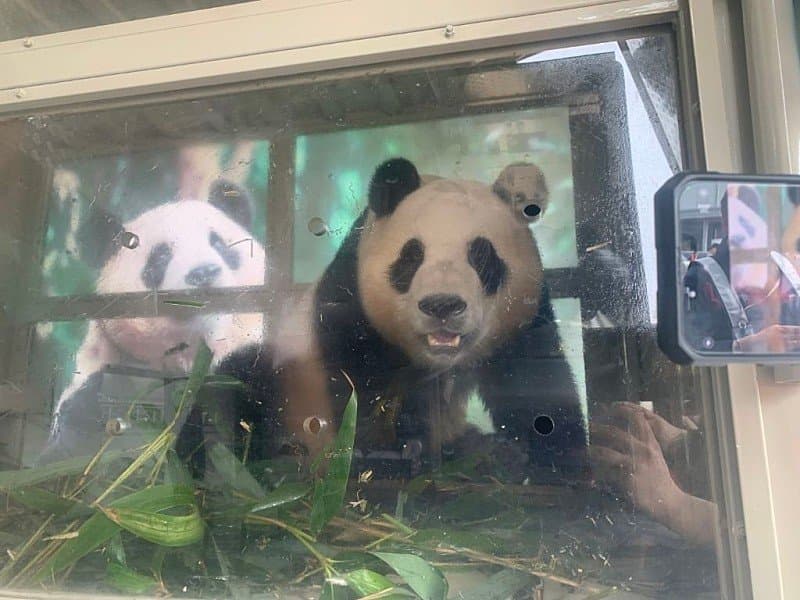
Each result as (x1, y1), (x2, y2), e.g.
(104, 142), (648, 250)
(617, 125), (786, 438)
(44, 181), (267, 461)
(229, 158), (586, 478)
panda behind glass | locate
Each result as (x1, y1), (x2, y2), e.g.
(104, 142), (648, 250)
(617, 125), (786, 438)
(229, 157), (587, 480)
(43, 181), (267, 462)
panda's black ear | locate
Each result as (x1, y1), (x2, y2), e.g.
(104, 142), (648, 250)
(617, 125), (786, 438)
(79, 207), (126, 269)
(368, 158), (421, 217)
(209, 179), (252, 230)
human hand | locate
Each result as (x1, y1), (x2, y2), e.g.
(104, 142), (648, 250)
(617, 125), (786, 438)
(590, 403), (716, 545)
(590, 404), (683, 520)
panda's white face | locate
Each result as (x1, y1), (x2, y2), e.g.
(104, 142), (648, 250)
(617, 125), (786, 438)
(358, 178), (543, 369)
(97, 200), (266, 294)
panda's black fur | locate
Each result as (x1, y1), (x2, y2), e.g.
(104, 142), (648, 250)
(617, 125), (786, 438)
(225, 158), (587, 479)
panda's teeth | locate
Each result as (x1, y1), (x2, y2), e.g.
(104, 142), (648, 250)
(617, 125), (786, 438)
(427, 333), (461, 348)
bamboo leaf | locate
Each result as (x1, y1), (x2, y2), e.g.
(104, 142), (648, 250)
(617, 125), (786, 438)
(108, 534), (126, 566)
(100, 504), (204, 548)
(105, 561), (159, 595)
(202, 374), (247, 390)
(175, 340), (214, 417)
(164, 450), (193, 487)
(32, 485), (195, 581)
(9, 488), (87, 517)
(249, 483), (310, 514)
(208, 442), (266, 500)
(320, 578), (350, 600)
(0, 450), (129, 491)
(344, 568), (395, 596)
(33, 511), (119, 582)
(310, 390), (357, 535)
(370, 552), (448, 600)
(162, 299), (207, 308)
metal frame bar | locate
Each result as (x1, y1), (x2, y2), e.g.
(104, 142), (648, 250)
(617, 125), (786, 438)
(738, 1), (800, 598)
(0, 0), (677, 115)
(687, 1), (797, 598)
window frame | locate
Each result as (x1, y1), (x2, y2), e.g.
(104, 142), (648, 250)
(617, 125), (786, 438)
(0, 1), (775, 598)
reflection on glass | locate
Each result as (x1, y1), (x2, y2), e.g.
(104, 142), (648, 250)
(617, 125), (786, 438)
(0, 32), (725, 599)
(680, 181), (800, 353)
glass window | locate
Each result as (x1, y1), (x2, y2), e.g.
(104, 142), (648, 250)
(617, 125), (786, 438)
(0, 30), (730, 599)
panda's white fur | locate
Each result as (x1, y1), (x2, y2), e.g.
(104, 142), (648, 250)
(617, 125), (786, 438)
(358, 177), (543, 370)
(48, 197), (266, 456)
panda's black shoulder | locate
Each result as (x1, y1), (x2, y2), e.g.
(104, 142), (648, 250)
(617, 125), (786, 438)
(315, 210), (368, 309)
(313, 210), (388, 361)
(214, 343), (276, 397)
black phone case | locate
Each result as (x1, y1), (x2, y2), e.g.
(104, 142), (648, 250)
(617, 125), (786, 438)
(655, 171), (800, 365)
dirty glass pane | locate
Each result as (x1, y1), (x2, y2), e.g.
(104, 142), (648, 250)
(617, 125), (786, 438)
(0, 31), (730, 599)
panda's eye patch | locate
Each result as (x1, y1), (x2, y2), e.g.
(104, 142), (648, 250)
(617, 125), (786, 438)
(468, 237), (507, 295)
(142, 243), (173, 289)
(389, 238), (425, 293)
(209, 230), (240, 270)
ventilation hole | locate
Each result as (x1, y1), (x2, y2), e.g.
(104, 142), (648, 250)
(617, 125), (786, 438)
(307, 217), (328, 237)
(105, 418), (130, 436)
(523, 204), (541, 219)
(533, 414), (555, 436)
(121, 231), (140, 249)
(303, 416), (328, 436)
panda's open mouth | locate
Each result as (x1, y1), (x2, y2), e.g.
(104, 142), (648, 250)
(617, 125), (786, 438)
(426, 330), (462, 351)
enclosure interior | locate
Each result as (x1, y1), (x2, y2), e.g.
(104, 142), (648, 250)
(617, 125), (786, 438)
(0, 30), (726, 599)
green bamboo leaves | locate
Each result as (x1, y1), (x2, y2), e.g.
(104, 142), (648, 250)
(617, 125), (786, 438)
(370, 552), (448, 600)
(344, 568), (400, 597)
(0, 450), (129, 491)
(33, 485), (200, 581)
(310, 389), (357, 535)
(209, 442), (267, 501)
(100, 504), (203, 548)
(249, 483), (310, 513)
(105, 561), (160, 595)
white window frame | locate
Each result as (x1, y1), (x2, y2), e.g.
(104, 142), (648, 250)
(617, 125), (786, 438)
(2, 1), (795, 599)
(0, 0), (675, 114)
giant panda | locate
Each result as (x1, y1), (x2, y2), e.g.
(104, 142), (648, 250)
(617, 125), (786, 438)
(43, 181), (267, 462)
(228, 158), (587, 479)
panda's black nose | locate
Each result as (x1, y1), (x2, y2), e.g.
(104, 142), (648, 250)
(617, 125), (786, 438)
(185, 264), (222, 287)
(418, 294), (467, 320)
